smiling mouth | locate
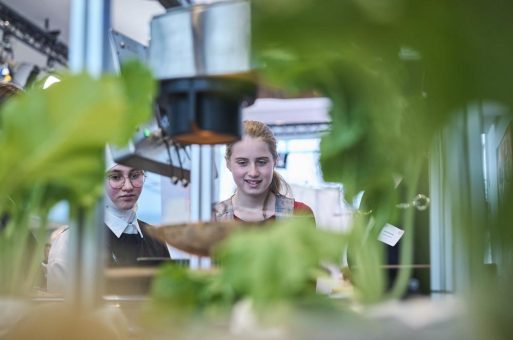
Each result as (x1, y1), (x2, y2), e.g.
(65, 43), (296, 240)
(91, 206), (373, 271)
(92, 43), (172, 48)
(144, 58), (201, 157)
(245, 179), (261, 186)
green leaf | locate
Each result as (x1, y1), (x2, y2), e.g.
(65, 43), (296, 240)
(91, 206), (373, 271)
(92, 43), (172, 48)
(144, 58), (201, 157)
(0, 60), (155, 296)
(0, 61), (154, 208)
(213, 219), (346, 310)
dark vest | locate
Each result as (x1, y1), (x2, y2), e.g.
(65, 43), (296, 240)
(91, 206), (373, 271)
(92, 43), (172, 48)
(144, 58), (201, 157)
(106, 220), (170, 267)
(105, 220), (171, 294)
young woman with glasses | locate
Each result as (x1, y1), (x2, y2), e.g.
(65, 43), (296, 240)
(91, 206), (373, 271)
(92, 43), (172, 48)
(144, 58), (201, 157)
(47, 156), (171, 293)
(102, 163), (170, 267)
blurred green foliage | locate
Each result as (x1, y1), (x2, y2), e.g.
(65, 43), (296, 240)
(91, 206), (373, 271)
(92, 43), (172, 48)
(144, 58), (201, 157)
(145, 265), (227, 327)
(150, 0), (513, 323)
(252, 0), (513, 199)
(250, 0), (513, 302)
(214, 219), (345, 307)
(0, 60), (155, 296)
(148, 219), (347, 327)
(144, 1), (513, 337)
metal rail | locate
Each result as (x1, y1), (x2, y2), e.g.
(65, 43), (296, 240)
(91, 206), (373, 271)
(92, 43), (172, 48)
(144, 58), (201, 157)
(0, 3), (68, 66)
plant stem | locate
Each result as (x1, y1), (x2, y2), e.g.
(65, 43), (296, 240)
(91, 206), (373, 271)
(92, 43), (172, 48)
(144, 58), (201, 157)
(386, 157), (422, 300)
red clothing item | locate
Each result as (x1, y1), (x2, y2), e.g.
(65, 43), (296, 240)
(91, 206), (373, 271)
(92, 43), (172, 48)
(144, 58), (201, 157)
(294, 201), (314, 216)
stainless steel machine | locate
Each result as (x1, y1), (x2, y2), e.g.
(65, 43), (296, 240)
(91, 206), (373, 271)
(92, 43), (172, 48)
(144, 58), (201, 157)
(149, 0), (256, 145)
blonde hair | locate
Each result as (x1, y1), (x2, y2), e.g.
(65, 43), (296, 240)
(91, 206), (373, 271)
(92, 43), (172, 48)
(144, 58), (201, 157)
(225, 120), (290, 196)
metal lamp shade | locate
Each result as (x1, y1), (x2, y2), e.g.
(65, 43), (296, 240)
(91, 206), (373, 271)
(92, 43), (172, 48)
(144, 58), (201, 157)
(149, 0), (255, 145)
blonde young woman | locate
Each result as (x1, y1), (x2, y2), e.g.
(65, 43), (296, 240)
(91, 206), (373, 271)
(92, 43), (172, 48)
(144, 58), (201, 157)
(214, 120), (315, 223)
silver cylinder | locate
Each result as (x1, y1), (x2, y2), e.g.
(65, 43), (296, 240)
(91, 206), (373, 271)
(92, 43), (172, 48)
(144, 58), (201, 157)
(149, 0), (251, 80)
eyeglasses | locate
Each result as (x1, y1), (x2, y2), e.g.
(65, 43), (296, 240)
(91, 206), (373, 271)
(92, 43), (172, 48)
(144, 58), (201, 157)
(106, 171), (145, 189)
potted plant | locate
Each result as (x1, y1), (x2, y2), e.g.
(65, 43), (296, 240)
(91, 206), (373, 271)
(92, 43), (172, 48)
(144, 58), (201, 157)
(140, 1), (513, 338)
(0, 60), (155, 337)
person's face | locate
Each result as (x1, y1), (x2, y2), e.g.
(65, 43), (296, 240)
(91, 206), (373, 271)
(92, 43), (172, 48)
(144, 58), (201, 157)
(105, 164), (144, 210)
(226, 136), (276, 198)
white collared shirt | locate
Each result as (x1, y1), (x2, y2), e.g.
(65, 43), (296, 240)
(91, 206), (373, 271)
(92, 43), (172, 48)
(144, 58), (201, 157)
(47, 210), (144, 293)
(104, 211), (143, 238)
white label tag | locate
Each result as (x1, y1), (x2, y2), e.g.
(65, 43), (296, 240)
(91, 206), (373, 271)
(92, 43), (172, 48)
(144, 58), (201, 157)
(378, 223), (404, 246)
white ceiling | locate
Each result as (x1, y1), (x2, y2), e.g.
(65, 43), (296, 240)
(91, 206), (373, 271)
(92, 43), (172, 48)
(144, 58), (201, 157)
(2, 0), (165, 66)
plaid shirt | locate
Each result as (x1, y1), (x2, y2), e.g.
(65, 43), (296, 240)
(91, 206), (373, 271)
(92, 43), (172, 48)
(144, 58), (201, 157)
(214, 194), (295, 221)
